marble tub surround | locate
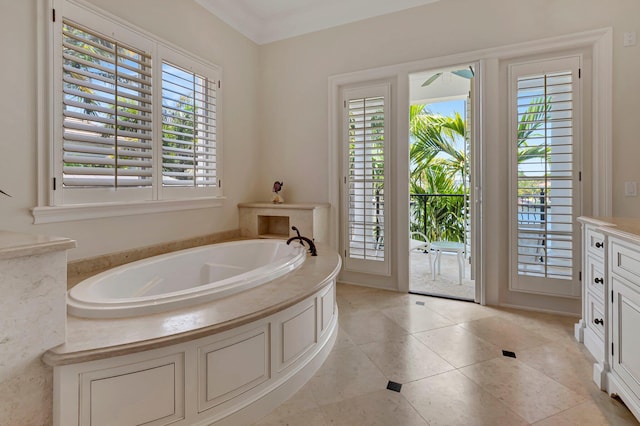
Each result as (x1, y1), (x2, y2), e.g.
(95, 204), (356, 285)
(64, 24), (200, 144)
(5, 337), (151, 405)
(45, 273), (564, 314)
(47, 243), (340, 425)
(0, 230), (75, 259)
(67, 228), (240, 288)
(579, 216), (640, 242)
(45, 243), (340, 366)
(0, 231), (75, 425)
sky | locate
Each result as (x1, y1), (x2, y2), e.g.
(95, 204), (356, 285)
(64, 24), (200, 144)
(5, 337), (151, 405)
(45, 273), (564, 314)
(425, 99), (464, 117)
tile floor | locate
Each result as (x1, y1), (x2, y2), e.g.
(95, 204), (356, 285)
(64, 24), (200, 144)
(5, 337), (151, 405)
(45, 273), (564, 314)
(254, 283), (639, 425)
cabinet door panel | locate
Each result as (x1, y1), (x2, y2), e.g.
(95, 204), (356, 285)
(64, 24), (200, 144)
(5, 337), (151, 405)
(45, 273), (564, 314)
(612, 274), (640, 399)
(586, 254), (605, 298)
(586, 226), (605, 258)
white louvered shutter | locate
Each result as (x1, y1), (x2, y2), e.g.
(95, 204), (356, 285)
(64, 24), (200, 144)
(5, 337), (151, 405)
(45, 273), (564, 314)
(510, 56), (581, 297)
(342, 83), (390, 276)
(61, 21), (153, 191)
(161, 62), (218, 188)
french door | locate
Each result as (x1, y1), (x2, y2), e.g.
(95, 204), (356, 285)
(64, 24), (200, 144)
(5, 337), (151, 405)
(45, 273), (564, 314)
(509, 56), (582, 297)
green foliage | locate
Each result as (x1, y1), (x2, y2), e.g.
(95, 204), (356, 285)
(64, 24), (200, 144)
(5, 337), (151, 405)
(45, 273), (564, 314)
(409, 106), (466, 242)
(409, 97), (551, 242)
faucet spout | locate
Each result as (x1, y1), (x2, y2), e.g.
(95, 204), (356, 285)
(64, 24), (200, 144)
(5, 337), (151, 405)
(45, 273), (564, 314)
(286, 226), (318, 256)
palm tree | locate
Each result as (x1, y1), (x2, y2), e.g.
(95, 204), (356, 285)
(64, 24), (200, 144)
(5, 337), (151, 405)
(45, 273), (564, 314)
(409, 105), (467, 242)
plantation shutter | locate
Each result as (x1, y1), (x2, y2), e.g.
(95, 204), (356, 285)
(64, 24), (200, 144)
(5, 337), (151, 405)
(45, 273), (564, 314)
(61, 21), (152, 189)
(464, 77), (474, 280)
(342, 83), (390, 276)
(509, 56), (581, 297)
(161, 61), (218, 188)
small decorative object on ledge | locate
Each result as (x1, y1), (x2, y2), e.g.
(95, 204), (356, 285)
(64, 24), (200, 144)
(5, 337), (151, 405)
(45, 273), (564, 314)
(272, 181), (284, 204)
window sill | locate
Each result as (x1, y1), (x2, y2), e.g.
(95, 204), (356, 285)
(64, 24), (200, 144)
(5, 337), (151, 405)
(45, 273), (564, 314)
(32, 197), (225, 224)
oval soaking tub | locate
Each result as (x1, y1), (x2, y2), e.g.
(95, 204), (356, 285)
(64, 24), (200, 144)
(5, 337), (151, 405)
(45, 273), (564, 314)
(67, 239), (307, 319)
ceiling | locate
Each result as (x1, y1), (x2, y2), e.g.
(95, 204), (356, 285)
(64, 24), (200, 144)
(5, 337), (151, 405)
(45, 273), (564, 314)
(195, 0), (442, 44)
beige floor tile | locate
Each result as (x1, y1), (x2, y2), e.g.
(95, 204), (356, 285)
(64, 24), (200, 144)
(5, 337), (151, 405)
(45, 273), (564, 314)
(496, 308), (579, 343)
(253, 407), (329, 426)
(339, 309), (409, 345)
(419, 296), (500, 323)
(260, 381), (319, 421)
(533, 399), (640, 426)
(359, 334), (454, 383)
(332, 326), (356, 351)
(586, 388), (640, 425)
(381, 303), (455, 333)
(320, 389), (428, 426)
(307, 345), (388, 406)
(414, 325), (503, 368)
(459, 315), (551, 351)
(402, 370), (528, 426)
(337, 284), (416, 311)
(517, 339), (598, 397)
(459, 357), (587, 423)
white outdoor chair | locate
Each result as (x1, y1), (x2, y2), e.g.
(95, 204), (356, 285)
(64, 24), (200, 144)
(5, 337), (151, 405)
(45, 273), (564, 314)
(410, 231), (432, 273)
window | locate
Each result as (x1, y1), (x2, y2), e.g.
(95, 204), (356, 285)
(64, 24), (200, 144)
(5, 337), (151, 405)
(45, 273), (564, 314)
(161, 61), (218, 189)
(509, 56), (581, 297)
(46, 0), (221, 213)
(341, 83), (391, 276)
(61, 21), (153, 193)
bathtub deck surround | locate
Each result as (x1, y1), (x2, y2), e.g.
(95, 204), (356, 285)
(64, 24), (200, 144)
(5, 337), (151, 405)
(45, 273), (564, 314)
(0, 231), (75, 425)
(239, 202), (329, 242)
(45, 243), (340, 425)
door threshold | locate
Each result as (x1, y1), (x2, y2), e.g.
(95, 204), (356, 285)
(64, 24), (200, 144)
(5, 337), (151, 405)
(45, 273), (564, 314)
(409, 290), (474, 303)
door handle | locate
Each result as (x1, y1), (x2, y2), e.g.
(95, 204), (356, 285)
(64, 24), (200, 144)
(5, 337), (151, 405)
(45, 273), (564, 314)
(595, 242), (604, 248)
(594, 318), (604, 326)
(594, 277), (604, 284)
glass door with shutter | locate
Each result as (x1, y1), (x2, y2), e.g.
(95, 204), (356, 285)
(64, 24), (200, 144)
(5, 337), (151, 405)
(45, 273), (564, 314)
(509, 56), (582, 298)
(341, 83), (391, 276)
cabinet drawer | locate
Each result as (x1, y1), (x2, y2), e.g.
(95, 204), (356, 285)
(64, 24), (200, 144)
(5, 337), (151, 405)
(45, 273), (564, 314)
(585, 226), (606, 258)
(586, 291), (606, 340)
(586, 254), (606, 298)
(610, 239), (640, 284)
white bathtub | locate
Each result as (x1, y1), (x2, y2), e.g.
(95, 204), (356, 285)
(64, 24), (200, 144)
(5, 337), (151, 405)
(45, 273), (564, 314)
(67, 239), (307, 319)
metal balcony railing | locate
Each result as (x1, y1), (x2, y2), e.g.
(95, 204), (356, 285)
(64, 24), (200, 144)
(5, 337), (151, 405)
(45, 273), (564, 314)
(409, 193), (466, 243)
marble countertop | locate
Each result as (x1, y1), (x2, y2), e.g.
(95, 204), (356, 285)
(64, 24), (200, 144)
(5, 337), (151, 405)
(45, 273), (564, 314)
(578, 216), (640, 244)
(238, 202), (330, 209)
(0, 230), (76, 260)
(43, 243), (341, 367)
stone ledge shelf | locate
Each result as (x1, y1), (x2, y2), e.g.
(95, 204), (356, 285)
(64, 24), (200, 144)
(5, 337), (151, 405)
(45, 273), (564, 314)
(238, 202), (330, 242)
(0, 230), (75, 259)
(43, 243), (341, 426)
(0, 230), (76, 425)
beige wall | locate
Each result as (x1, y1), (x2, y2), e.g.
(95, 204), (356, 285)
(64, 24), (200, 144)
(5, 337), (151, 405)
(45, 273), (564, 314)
(257, 0), (640, 312)
(258, 0), (640, 210)
(0, 0), (261, 261)
(1, 0), (638, 311)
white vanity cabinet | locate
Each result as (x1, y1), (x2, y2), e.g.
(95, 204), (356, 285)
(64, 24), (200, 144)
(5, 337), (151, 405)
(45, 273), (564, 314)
(576, 217), (640, 422)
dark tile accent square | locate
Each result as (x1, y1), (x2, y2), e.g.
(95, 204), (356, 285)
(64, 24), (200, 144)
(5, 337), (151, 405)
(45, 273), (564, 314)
(415, 301), (425, 306)
(502, 350), (516, 358)
(387, 381), (402, 392)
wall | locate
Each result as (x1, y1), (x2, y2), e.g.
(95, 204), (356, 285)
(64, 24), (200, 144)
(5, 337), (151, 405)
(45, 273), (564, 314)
(257, 0), (640, 312)
(0, 0), (261, 261)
